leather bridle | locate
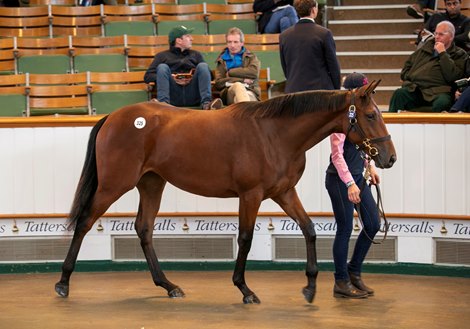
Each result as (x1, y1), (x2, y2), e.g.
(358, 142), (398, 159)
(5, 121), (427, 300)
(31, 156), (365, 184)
(345, 92), (391, 157)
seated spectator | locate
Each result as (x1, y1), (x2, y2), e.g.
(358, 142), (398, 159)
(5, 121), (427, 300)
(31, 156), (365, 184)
(389, 21), (468, 113)
(213, 27), (261, 105)
(407, 0), (436, 21)
(253, 0), (299, 34)
(144, 25), (221, 110)
(450, 77), (470, 112)
(418, 0), (470, 51)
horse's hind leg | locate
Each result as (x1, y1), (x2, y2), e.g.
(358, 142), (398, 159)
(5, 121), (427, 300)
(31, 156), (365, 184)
(272, 188), (318, 303)
(135, 172), (184, 298)
(233, 191), (263, 304)
(55, 190), (123, 297)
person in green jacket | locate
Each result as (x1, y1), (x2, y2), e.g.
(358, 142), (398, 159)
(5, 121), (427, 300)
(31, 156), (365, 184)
(214, 27), (261, 105)
(389, 20), (468, 112)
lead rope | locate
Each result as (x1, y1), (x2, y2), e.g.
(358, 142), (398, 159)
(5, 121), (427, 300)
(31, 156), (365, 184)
(353, 154), (390, 245)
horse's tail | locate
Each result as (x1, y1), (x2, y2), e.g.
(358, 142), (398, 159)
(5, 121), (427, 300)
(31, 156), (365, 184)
(67, 116), (108, 230)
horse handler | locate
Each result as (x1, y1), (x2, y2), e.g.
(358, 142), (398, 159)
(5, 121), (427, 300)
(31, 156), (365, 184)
(325, 73), (381, 299)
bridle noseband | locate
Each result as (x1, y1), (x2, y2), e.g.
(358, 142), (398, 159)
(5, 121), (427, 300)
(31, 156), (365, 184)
(346, 92), (391, 157)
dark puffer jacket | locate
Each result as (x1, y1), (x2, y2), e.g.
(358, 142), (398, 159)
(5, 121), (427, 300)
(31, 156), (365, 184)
(400, 39), (468, 102)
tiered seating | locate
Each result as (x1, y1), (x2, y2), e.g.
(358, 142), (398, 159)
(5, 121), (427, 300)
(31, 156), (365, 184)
(27, 72), (90, 116)
(102, 4), (157, 36)
(0, 4), (260, 37)
(89, 71), (151, 114)
(18, 55), (72, 75)
(0, 6), (51, 38)
(192, 34), (226, 52)
(0, 38), (16, 75)
(227, 0), (254, 3)
(205, 3), (257, 34)
(50, 5), (103, 36)
(154, 4), (207, 35)
(116, 0), (175, 4)
(126, 35), (167, 71)
(0, 74), (27, 117)
(29, 0), (78, 5)
(70, 35), (127, 55)
(0, 2), (279, 117)
(15, 36), (73, 74)
(179, 0), (225, 4)
(0, 71), (153, 117)
(244, 33), (279, 51)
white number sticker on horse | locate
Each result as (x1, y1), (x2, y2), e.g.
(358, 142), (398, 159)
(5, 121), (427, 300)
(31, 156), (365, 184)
(134, 117), (146, 129)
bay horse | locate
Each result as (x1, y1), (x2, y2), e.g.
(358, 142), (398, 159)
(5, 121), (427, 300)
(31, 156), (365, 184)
(55, 80), (396, 304)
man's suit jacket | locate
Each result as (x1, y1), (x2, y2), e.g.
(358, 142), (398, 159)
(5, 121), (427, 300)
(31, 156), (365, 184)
(280, 19), (341, 93)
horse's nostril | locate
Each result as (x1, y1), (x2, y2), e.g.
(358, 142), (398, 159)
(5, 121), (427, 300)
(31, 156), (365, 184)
(389, 154), (397, 165)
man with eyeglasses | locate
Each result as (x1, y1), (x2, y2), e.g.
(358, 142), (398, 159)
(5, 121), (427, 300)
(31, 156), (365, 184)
(389, 21), (468, 112)
(423, 0), (470, 51)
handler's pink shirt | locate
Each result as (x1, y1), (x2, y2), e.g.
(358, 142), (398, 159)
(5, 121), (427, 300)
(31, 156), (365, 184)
(330, 133), (354, 185)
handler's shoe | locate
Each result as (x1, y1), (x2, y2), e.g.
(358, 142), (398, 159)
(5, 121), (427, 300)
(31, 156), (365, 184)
(333, 280), (368, 299)
(349, 272), (374, 296)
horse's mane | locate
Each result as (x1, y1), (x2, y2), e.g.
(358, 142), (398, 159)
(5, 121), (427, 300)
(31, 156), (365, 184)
(228, 89), (349, 119)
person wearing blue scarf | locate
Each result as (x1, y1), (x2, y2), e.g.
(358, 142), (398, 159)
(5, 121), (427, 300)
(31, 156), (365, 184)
(214, 27), (261, 105)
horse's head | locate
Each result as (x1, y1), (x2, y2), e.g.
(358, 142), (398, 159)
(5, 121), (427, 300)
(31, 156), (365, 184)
(344, 80), (396, 169)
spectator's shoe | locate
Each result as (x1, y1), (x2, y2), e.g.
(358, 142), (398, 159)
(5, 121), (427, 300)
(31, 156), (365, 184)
(407, 4), (424, 19)
(333, 280), (368, 299)
(202, 98), (223, 110)
(349, 272), (374, 296)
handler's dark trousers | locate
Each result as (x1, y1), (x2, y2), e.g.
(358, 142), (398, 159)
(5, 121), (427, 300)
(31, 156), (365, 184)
(325, 174), (381, 281)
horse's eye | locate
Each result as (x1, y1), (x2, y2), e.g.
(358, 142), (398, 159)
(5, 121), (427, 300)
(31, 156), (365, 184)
(366, 113), (375, 120)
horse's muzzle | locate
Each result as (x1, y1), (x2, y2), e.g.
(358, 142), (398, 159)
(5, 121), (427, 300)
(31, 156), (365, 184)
(377, 153), (396, 169)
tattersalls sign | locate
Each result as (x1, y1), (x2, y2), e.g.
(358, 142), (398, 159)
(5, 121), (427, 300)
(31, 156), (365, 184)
(0, 216), (469, 238)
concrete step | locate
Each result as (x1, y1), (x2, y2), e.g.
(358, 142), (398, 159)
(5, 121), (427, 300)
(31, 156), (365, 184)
(335, 35), (417, 51)
(329, 19), (422, 35)
(327, 5), (415, 20)
(337, 51), (411, 69)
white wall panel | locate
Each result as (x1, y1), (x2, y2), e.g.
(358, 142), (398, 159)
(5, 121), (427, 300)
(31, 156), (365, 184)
(444, 124), (467, 214)
(424, 125), (445, 214)
(13, 129), (35, 213)
(53, 128), (81, 214)
(381, 124), (404, 213)
(0, 123), (469, 216)
(33, 128), (55, 213)
(0, 129), (15, 214)
(403, 124), (425, 213)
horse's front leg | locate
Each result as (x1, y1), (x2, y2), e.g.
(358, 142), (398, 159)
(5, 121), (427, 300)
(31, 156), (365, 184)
(233, 191), (263, 304)
(273, 188), (318, 303)
(135, 173), (183, 298)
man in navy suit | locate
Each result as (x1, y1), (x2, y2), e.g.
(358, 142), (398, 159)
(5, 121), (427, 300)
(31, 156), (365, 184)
(279, 0), (341, 93)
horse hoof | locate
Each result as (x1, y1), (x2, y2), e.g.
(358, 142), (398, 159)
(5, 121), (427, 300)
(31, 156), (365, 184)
(55, 282), (69, 298)
(302, 287), (316, 303)
(168, 287), (185, 298)
(243, 294), (261, 304)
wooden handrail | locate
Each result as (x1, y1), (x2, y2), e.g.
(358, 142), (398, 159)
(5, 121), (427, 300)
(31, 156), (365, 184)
(1, 113), (469, 128)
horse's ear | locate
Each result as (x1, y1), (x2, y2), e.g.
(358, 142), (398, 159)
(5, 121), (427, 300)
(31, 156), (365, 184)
(358, 80), (381, 97)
